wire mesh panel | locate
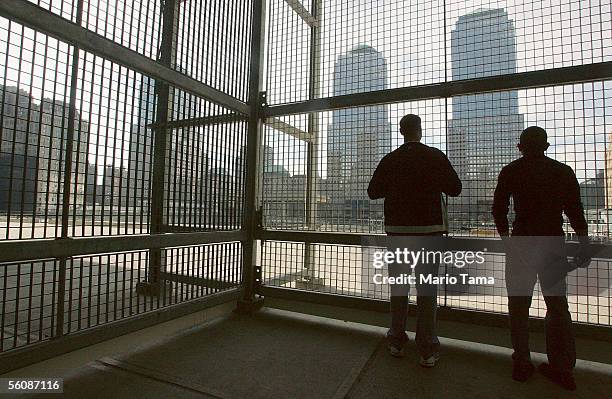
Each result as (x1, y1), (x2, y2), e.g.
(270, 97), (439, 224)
(262, 81), (612, 239)
(261, 241), (392, 299)
(262, 100), (446, 233)
(265, 0), (446, 104)
(260, 240), (611, 326)
(0, 242), (242, 352)
(0, 0), (252, 358)
(265, 0), (612, 105)
(61, 242), (242, 335)
(24, 0), (78, 21)
(446, 1), (612, 76)
(164, 97), (248, 231)
(175, 0), (253, 102)
(70, 51), (156, 237)
(0, 18), (74, 239)
(260, 114), (309, 229)
(448, 81), (612, 238)
(0, 259), (58, 352)
(162, 242), (242, 300)
(81, 0), (162, 59)
(0, 17), (158, 239)
(0, 15), (253, 239)
(62, 251), (149, 334)
(265, 0), (312, 105)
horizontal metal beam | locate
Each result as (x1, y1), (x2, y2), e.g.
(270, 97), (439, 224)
(284, 0), (318, 27)
(0, 288), (242, 374)
(259, 230), (506, 250)
(0, 0), (250, 115)
(160, 272), (241, 290)
(0, 230), (246, 263)
(257, 230), (612, 258)
(264, 61), (612, 117)
(259, 286), (612, 342)
(260, 230), (375, 246)
(147, 113), (248, 130)
(266, 117), (311, 141)
(147, 114), (310, 141)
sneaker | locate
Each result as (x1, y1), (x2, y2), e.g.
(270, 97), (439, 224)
(538, 363), (576, 391)
(419, 352), (440, 368)
(512, 361), (535, 382)
(388, 343), (406, 358)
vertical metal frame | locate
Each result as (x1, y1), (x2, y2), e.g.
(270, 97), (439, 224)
(55, 0), (85, 338)
(138, 0), (179, 296)
(301, 0), (322, 289)
(240, 0), (267, 305)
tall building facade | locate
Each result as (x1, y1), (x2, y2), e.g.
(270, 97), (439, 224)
(0, 85), (89, 214)
(327, 45), (392, 225)
(128, 76), (156, 211)
(447, 9), (524, 229)
(128, 77), (208, 219)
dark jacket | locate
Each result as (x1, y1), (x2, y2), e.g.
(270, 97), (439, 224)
(368, 142), (462, 234)
(492, 155), (588, 237)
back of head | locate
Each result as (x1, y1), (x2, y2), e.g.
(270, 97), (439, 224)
(519, 126), (549, 155)
(400, 114), (422, 141)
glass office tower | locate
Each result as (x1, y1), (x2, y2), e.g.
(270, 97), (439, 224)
(447, 9), (524, 230)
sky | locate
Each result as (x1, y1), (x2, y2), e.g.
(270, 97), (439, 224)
(264, 0), (612, 181)
(0, 0), (611, 183)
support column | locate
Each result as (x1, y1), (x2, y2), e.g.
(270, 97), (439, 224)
(236, 0), (267, 313)
(137, 0), (178, 296)
(56, 0), (85, 338)
(298, 0), (323, 290)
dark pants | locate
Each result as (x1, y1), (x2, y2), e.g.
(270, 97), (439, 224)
(505, 237), (576, 372)
(386, 235), (440, 358)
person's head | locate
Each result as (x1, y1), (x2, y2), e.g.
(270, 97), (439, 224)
(399, 114), (422, 142)
(518, 126), (549, 156)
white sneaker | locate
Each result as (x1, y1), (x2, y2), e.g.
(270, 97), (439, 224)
(419, 353), (440, 368)
(388, 344), (406, 358)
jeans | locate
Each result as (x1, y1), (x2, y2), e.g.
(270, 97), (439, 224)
(386, 237), (440, 358)
(505, 237), (576, 372)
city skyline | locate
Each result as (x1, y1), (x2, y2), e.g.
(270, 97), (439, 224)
(1, 2), (610, 183)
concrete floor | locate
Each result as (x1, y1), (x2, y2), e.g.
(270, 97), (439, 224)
(5, 306), (612, 399)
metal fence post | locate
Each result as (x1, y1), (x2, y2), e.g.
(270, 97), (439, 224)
(299, 0), (323, 290)
(236, 0), (266, 312)
(54, 0), (84, 338)
(136, 0), (178, 297)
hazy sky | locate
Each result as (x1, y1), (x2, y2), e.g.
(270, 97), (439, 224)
(264, 0), (612, 181)
(0, 0), (611, 183)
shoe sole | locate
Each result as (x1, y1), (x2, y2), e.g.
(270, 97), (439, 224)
(419, 355), (440, 368)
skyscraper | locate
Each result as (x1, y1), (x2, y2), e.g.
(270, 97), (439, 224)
(0, 85), (89, 214)
(327, 45), (391, 225)
(447, 9), (524, 229)
(128, 76), (156, 211)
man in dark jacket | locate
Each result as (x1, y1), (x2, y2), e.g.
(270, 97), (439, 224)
(492, 126), (591, 390)
(368, 114), (461, 367)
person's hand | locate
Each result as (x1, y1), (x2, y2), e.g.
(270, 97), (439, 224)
(573, 251), (592, 269)
(500, 233), (519, 262)
(573, 236), (592, 269)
